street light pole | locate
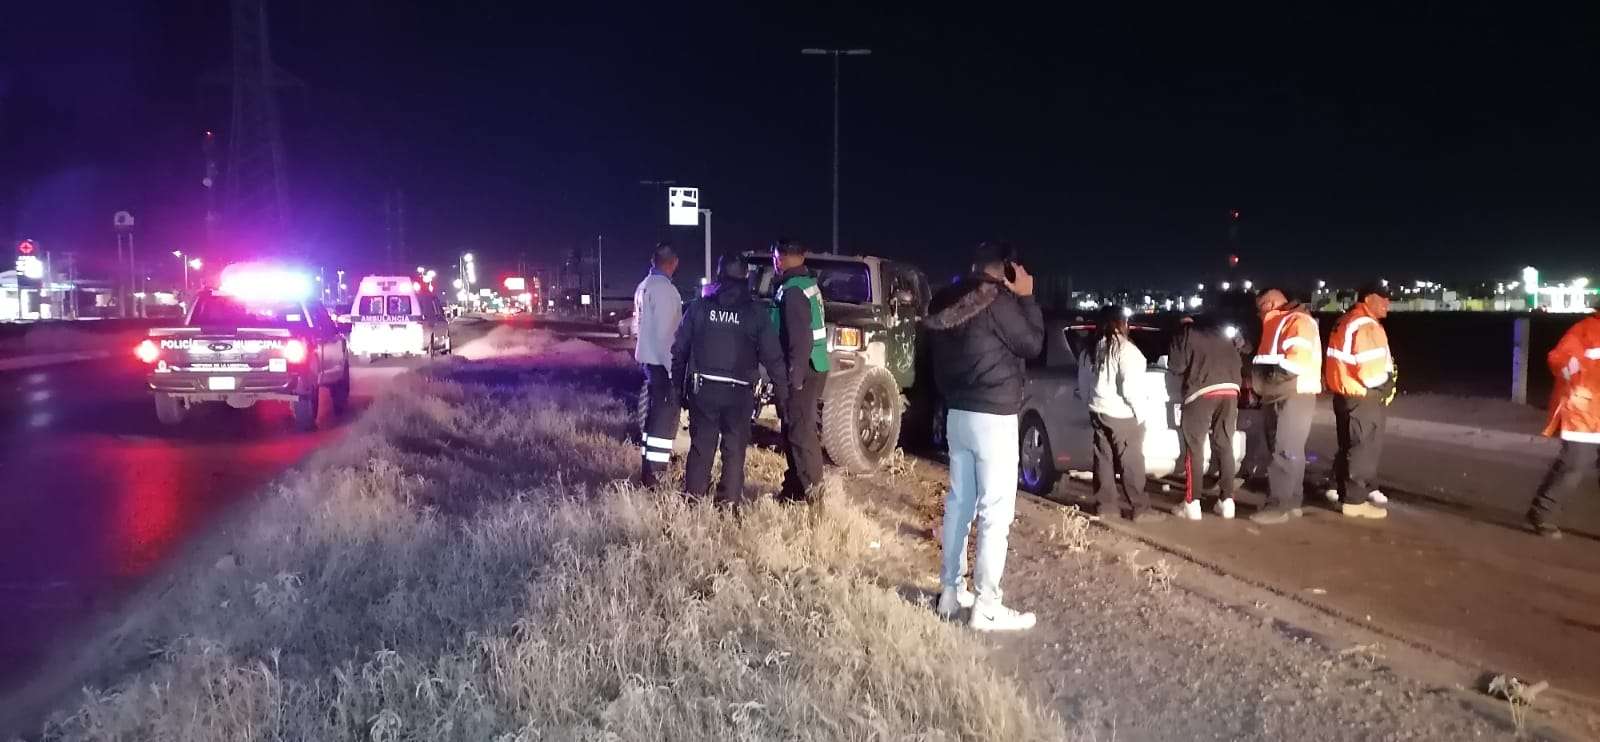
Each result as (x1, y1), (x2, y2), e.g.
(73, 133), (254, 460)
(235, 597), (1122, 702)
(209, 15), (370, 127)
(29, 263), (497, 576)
(801, 48), (871, 254)
(174, 251), (190, 294)
(698, 209), (712, 286)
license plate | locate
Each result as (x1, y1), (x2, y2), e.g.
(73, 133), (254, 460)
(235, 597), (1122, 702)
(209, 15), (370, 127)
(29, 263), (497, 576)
(208, 376), (238, 391)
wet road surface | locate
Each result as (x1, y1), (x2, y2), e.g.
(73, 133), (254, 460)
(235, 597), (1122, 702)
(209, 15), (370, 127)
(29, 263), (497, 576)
(0, 354), (414, 695)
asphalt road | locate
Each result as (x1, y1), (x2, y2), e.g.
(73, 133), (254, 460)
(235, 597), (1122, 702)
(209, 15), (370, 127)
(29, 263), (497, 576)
(0, 352), (423, 696)
(0, 315), (602, 698)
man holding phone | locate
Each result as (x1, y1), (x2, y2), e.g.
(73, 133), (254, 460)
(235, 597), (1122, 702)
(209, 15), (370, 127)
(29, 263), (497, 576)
(924, 242), (1045, 631)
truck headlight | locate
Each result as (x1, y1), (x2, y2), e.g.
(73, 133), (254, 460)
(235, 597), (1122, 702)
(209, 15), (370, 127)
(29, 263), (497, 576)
(832, 327), (864, 351)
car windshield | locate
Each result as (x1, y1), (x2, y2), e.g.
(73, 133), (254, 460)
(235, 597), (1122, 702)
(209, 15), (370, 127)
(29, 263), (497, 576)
(748, 259), (873, 304)
(191, 295), (307, 326)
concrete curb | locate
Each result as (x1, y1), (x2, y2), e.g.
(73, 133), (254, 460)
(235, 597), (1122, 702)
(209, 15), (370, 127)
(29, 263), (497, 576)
(0, 350), (113, 372)
(1312, 408), (1557, 458)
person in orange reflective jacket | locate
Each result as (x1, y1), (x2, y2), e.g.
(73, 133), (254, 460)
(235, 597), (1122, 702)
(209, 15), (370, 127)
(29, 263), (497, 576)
(1322, 283), (1394, 520)
(1248, 288), (1322, 524)
(1526, 310), (1600, 538)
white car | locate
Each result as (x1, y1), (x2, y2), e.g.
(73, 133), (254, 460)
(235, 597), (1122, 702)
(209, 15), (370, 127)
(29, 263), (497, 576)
(1016, 318), (1249, 494)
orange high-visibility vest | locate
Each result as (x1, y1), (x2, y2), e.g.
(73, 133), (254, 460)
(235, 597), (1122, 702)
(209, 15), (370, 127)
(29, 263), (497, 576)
(1252, 306), (1323, 395)
(1542, 314), (1600, 444)
(1323, 303), (1392, 397)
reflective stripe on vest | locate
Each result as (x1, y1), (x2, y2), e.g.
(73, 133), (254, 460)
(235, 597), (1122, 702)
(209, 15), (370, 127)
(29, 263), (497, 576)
(775, 275), (831, 372)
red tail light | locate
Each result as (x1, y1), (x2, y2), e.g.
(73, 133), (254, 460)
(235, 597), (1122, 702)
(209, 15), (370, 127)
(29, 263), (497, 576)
(135, 339), (160, 364)
(282, 339), (308, 364)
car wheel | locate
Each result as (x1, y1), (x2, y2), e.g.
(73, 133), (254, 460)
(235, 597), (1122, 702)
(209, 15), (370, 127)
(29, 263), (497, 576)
(821, 366), (903, 473)
(291, 388), (320, 431)
(154, 394), (186, 426)
(1019, 414), (1059, 495)
(330, 364), (352, 414)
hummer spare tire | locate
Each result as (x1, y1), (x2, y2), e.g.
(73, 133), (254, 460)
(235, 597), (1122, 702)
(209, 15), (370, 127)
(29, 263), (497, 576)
(822, 365), (902, 472)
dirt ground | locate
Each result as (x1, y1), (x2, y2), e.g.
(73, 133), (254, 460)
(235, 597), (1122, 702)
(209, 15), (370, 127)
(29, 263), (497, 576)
(838, 456), (1591, 741)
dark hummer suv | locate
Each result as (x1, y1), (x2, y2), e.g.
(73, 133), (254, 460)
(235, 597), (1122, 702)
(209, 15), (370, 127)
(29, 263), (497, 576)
(744, 252), (934, 472)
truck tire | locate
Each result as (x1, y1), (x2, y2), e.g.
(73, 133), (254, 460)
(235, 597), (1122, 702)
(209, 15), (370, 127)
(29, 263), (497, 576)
(1018, 414), (1059, 495)
(822, 366), (902, 473)
(291, 389), (320, 431)
(330, 363), (352, 414)
(154, 394), (186, 426)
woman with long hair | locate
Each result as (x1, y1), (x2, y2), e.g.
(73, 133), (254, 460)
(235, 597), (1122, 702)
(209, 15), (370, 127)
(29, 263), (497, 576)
(1077, 306), (1162, 522)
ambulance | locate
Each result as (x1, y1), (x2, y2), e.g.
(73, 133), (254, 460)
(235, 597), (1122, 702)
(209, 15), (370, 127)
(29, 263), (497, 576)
(346, 275), (451, 362)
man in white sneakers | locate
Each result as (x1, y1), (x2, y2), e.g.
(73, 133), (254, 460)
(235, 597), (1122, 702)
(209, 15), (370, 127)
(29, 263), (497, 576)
(1167, 314), (1244, 521)
(924, 242), (1044, 631)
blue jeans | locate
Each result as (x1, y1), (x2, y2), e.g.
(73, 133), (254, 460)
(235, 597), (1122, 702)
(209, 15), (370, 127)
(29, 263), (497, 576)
(940, 409), (1019, 605)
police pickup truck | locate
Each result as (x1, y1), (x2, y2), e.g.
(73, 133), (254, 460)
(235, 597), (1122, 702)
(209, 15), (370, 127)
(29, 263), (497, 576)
(136, 267), (350, 431)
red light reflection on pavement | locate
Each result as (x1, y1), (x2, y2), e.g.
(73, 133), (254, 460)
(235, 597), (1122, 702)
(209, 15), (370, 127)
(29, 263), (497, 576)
(105, 433), (312, 577)
(0, 408), (336, 695)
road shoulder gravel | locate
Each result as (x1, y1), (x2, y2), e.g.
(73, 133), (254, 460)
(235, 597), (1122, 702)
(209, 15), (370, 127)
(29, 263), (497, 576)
(845, 460), (1586, 740)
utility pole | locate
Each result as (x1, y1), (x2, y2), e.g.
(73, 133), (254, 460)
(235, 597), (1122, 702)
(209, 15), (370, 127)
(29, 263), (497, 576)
(225, 0), (298, 243)
(396, 188), (407, 268)
(202, 131), (219, 253)
(596, 234), (605, 323)
(384, 191), (393, 269)
(801, 48), (872, 254)
(128, 233), (139, 318)
(65, 252), (79, 319)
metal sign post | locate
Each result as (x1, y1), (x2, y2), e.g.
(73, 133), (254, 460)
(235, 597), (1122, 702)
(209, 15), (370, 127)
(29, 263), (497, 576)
(114, 211), (136, 318)
(699, 209), (712, 286)
(667, 188), (712, 284)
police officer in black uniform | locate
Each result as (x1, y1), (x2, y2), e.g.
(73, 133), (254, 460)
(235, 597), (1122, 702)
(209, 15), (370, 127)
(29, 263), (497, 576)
(670, 256), (790, 505)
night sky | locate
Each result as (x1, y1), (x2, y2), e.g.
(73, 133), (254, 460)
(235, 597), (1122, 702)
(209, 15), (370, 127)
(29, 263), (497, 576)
(5, 2), (1600, 291)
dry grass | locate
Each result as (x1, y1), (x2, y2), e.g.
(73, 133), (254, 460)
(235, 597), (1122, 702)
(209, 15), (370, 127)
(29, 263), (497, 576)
(884, 448), (917, 482)
(40, 360), (1062, 741)
(1119, 549), (1175, 594)
(1045, 507), (1094, 554)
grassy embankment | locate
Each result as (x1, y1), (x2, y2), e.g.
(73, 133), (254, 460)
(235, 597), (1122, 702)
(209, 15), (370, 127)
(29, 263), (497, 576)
(41, 357), (1062, 740)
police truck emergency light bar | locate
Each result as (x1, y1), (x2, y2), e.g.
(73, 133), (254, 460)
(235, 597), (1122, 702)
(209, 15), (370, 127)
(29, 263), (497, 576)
(217, 264), (314, 302)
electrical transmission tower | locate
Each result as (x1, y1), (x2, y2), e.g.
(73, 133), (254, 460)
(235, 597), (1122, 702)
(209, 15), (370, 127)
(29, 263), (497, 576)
(224, 0), (295, 244)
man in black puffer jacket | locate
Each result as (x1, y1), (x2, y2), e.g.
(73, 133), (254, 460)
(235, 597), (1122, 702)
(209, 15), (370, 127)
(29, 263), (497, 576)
(922, 242), (1045, 632)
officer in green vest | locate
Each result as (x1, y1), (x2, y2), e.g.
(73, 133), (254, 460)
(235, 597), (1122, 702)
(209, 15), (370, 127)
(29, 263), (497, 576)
(771, 239), (830, 501)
